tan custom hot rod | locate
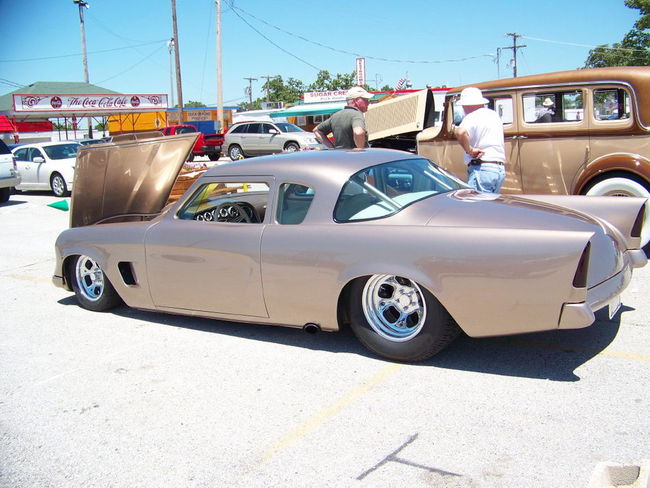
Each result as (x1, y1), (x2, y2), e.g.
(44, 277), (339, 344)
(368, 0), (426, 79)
(53, 133), (647, 362)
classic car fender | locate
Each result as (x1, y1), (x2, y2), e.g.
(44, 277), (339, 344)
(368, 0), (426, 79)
(572, 153), (650, 195)
(519, 194), (647, 250)
(54, 223), (154, 310)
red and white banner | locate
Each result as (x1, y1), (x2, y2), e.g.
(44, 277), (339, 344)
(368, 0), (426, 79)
(12, 94), (168, 113)
(355, 57), (366, 87)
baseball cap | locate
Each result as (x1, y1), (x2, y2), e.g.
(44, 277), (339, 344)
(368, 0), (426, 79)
(346, 86), (373, 100)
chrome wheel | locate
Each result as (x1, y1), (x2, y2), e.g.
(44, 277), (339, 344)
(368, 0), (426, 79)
(362, 275), (427, 342)
(51, 173), (67, 197)
(228, 145), (243, 161)
(75, 255), (105, 302)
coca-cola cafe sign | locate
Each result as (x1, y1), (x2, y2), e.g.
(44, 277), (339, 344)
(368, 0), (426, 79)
(12, 93), (168, 113)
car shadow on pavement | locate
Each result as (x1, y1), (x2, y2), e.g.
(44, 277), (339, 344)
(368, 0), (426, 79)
(57, 296), (627, 382)
(423, 307), (627, 382)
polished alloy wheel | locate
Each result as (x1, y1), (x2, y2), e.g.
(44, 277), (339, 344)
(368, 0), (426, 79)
(52, 174), (66, 197)
(75, 255), (105, 302)
(361, 275), (427, 342)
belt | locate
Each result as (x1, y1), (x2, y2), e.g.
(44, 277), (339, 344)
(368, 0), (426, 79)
(469, 159), (504, 166)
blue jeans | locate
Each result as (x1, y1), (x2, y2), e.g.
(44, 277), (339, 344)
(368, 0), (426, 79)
(467, 163), (505, 193)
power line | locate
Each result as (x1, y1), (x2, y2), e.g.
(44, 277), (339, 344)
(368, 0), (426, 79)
(229, 3), (494, 65)
(521, 35), (650, 53)
(226, 1), (322, 71)
(0, 39), (168, 63)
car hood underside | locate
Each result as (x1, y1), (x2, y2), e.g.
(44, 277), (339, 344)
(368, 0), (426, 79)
(70, 132), (197, 227)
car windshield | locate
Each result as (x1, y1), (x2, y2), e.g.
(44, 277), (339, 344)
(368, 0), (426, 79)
(275, 123), (304, 133)
(334, 158), (466, 222)
(43, 143), (79, 159)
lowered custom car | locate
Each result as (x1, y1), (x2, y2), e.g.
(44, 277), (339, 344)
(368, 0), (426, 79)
(53, 132), (647, 362)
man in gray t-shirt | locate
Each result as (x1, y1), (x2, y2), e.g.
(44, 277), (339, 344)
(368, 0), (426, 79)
(313, 86), (373, 149)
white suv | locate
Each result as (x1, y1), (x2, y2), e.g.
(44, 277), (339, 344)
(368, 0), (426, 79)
(224, 121), (323, 160)
(0, 140), (20, 203)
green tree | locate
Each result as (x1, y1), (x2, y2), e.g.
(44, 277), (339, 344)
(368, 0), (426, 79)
(308, 70), (356, 91)
(185, 100), (207, 108)
(584, 0), (650, 67)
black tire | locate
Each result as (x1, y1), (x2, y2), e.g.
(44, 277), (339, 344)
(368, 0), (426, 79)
(208, 153), (221, 161)
(0, 187), (9, 203)
(50, 173), (68, 197)
(349, 275), (460, 362)
(228, 144), (244, 161)
(69, 255), (122, 312)
(284, 142), (300, 152)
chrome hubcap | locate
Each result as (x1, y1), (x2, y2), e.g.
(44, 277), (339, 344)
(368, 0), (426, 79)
(362, 275), (426, 342)
(75, 255), (105, 301)
(52, 176), (64, 195)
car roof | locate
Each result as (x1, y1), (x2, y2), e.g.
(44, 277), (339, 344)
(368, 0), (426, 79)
(203, 148), (423, 186)
(12, 141), (80, 149)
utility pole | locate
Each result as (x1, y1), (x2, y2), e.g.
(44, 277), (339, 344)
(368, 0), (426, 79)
(167, 39), (175, 108)
(244, 77), (257, 104)
(260, 75), (278, 101)
(73, 0), (93, 137)
(502, 33), (526, 78)
(171, 0), (184, 122)
(215, 0), (223, 132)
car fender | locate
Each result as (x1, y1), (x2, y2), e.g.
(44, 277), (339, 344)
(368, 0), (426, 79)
(331, 225), (593, 338)
(572, 152), (650, 194)
(55, 224), (154, 309)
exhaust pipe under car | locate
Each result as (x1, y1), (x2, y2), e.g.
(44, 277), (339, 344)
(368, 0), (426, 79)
(303, 323), (321, 334)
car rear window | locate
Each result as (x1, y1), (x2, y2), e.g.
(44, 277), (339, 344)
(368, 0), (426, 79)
(334, 158), (464, 222)
(0, 140), (10, 154)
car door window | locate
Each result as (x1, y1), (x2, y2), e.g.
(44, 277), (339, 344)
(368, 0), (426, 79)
(451, 96), (513, 125)
(523, 91), (584, 123)
(593, 88), (630, 120)
(13, 148), (28, 161)
(177, 181), (269, 223)
(231, 124), (248, 133)
(246, 123), (262, 134)
(29, 148), (44, 161)
(261, 123), (275, 134)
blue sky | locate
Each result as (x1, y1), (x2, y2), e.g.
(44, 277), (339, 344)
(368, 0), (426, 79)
(0, 0), (640, 107)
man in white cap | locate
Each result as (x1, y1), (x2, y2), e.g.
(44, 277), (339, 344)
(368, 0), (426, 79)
(535, 97), (555, 123)
(313, 86), (373, 149)
(455, 86), (506, 193)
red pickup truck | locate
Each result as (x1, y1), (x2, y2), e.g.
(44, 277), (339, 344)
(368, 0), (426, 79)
(161, 125), (223, 161)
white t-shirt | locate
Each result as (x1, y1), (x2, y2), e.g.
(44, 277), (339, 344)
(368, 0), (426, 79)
(459, 107), (506, 165)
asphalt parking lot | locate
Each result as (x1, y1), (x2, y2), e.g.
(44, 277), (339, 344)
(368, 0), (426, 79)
(1, 190), (649, 488)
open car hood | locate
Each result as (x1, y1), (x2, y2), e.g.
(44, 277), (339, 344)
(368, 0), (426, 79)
(70, 131), (198, 227)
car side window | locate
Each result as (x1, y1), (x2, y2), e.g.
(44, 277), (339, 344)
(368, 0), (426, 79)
(247, 123), (262, 134)
(13, 148), (28, 160)
(276, 183), (314, 225)
(523, 91), (584, 123)
(177, 181), (269, 223)
(487, 96), (514, 125)
(593, 88), (630, 121)
(231, 124), (247, 134)
(261, 123), (274, 134)
(29, 148), (44, 161)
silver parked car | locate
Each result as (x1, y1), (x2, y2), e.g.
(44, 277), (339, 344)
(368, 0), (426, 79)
(224, 121), (323, 160)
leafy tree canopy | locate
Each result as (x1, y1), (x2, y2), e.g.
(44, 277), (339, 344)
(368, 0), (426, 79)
(584, 0), (650, 67)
